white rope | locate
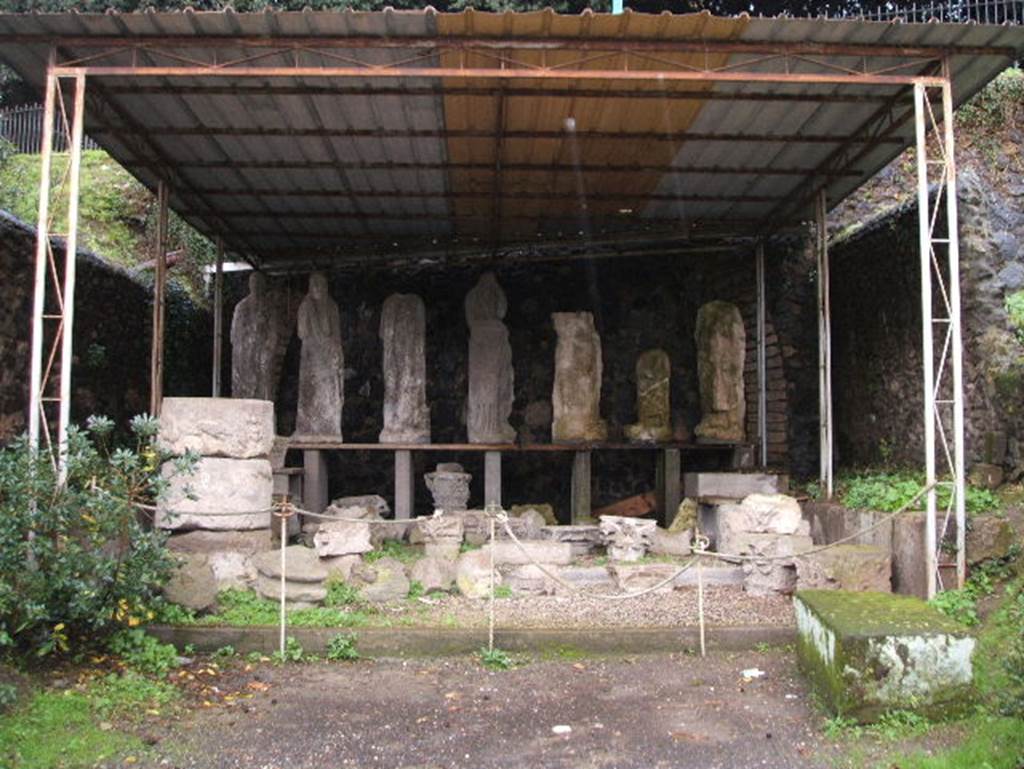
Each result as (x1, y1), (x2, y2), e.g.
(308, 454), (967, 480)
(279, 508), (287, 659)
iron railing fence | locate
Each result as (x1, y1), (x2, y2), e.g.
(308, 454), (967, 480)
(0, 102), (100, 154)
(824, 0), (1022, 24)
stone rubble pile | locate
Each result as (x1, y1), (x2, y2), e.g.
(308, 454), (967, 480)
(715, 493), (812, 597)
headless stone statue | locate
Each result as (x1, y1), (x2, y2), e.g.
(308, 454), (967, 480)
(625, 348), (672, 443)
(295, 272), (344, 437)
(551, 312), (608, 443)
(466, 273), (516, 444)
(230, 272), (284, 401)
(379, 293), (431, 444)
(694, 300), (746, 442)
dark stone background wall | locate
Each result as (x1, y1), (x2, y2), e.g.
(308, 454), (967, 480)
(829, 169), (1024, 471)
(0, 211), (213, 443)
(226, 246), (813, 518)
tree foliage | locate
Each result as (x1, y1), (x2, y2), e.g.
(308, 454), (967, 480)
(0, 415), (194, 656)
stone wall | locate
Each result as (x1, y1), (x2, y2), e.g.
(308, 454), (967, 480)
(0, 210), (213, 442)
(226, 246), (815, 517)
(829, 169), (1024, 469)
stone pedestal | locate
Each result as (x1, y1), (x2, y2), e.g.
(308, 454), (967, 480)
(156, 457), (273, 531)
(158, 397), (275, 459)
(551, 312), (608, 442)
(571, 451), (592, 524)
(394, 450), (415, 520)
(484, 451), (502, 508)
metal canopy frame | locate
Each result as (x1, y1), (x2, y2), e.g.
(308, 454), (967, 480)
(20, 25), (981, 596)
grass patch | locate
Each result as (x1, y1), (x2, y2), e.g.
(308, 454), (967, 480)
(365, 541), (421, 565)
(0, 688), (141, 769)
(197, 588), (374, 628)
(878, 715), (1024, 769)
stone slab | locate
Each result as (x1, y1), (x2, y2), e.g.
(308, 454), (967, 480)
(255, 575), (327, 604)
(609, 563), (678, 594)
(684, 472), (788, 500)
(252, 545), (328, 583)
(156, 457), (273, 531)
(795, 590), (975, 722)
(313, 520), (374, 557)
(158, 397), (275, 459)
(482, 541), (574, 566)
(795, 544), (892, 593)
(166, 530), (269, 589)
(673, 564), (745, 588)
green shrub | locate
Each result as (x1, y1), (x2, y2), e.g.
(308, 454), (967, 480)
(1007, 291), (1024, 344)
(325, 633), (360, 662)
(323, 578), (363, 608)
(273, 636), (305, 664)
(0, 415), (195, 656)
(840, 471), (1000, 514)
(106, 629), (179, 677)
(478, 646), (514, 670)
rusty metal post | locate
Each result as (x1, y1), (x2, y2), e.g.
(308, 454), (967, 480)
(150, 180), (169, 416)
(212, 236), (224, 397)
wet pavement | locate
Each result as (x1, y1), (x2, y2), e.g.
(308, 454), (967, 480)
(148, 649), (834, 769)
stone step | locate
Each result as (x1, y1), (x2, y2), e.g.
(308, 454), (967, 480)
(683, 472), (789, 500)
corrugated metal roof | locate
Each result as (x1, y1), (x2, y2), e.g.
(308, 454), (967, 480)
(0, 7), (1021, 266)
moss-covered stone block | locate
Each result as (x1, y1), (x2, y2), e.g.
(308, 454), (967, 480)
(794, 590), (975, 722)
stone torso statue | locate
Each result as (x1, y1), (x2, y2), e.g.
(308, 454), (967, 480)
(295, 272), (344, 437)
(231, 273), (284, 401)
(551, 311), (608, 443)
(465, 273), (516, 444)
(625, 348), (673, 443)
(694, 300), (746, 442)
(379, 293), (431, 444)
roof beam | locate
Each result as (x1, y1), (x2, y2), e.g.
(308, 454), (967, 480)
(7, 33), (1012, 60)
(105, 83), (890, 105)
(93, 124), (903, 145)
(184, 188), (785, 203)
(140, 159), (863, 177)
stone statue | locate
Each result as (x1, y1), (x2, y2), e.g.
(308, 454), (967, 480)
(625, 348), (672, 443)
(295, 272), (344, 437)
(466, 273), (516, 444)
(551, 312), (608, 443)
(230, 272), (285, 401)
(379, 293), (431, 443)
(694, 300), (746, 442)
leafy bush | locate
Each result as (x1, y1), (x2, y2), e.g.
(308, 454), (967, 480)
(478, 646), (514, 670)
(106, 629), (179, 677)
(325, 633), (360, 662)
(0, 415), (194, 656)
(1007, 291), (1024, 345)
(929, 588), (980, 626)
(840, 471), (1000, 514)
(273, 636), (305, 664)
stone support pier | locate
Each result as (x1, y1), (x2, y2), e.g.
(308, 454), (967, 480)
(394, 449), (415, 519)
(571, 451), (592, 524)
(484, 451), (502, 508)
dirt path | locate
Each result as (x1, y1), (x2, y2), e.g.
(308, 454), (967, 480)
(144, 650), (836, 769)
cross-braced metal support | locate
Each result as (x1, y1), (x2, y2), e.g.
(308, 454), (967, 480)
(914, 62), (967, 597)
(28, 51), (86, 482)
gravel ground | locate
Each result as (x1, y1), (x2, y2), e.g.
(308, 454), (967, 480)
(142, 650), (831, 769)
(374, 587), (795, 630)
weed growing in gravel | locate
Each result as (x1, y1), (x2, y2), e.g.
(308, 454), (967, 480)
(478, 647), (514, 671)
(325, 634), (360, 662)
(211, 645), (236, 659)
(365, 541), (420, 564)
(407, 580), (425, 600)
(493, 585), (514, 599)
(273, 637), (306, 664)
(324, 578), (364, 608)
(89, 670), (180, 719)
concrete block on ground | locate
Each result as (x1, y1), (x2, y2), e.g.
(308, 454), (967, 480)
(650, 527), (692, 557)
(796, 544), (892, 593)
(539, 525), (603, 556)
(609, 562), (678, 594)
(158, 397), (275, 459)
(156, 457), (273, 531)
(455, 549), (502, 599)
(673, 563), (745, 588)
(162, 553), (218, 612)
(684, 472), (788, 500)
(795, 590), (975, 722)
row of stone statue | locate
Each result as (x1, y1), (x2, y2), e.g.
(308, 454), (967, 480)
(231, 271), (746, 444)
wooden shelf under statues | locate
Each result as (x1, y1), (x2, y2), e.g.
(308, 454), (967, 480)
(289, 439), (742, 522)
